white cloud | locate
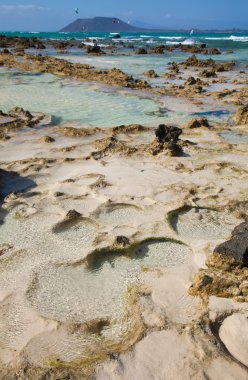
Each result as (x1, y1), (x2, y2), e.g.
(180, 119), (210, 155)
(0, 4), (50, 12)
(164, 13), (172, 19)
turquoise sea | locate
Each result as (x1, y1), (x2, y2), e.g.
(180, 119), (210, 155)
(0, 31), (247, 128)
(1, 31), (248, 49)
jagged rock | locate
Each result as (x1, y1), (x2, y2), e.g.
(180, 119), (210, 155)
(199, 69), (217, 78)
(183, 118), (210, 129)
(214, 216), (248, 265)
(9, 107), (33, 120)
(208, 48), (221, 55)
(185, 76), (197, 85)
(87, 45), (105, 55)
(234, 104), (248, 125)
(147, 125), (183, 156)
(149, 45), (166, 54)
(111, 124), (148, 135)
(66, 209), (82, 220)
(116, 236), (130, 247)
(143, 70), (158, 78)
(136, 48), (147, 55)
(155, 124), (182, 144)
(41, 136), (55, 143)
(190, 217), (248, 302)
(168, 62), (180, 73)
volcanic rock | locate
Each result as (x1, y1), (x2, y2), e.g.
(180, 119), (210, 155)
(214, 216), (248, 265)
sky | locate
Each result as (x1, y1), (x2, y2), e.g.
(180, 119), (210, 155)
(0, 0), (247, 31)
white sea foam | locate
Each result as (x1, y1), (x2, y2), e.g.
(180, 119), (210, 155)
(182, 38), (196, 45)
(206, 35), (248, 42)
(166, 41), (181, 45)
(229, 35), (248, 42)
(159, 36), (183, 40)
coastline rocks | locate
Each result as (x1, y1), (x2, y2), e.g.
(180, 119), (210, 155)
(155, 124), (182, 143)
(87, 45), (105, 55)
(111, 124), (148, 135)
(183, 118), (210, 129)
(143, 70), (158, 78)
(149, 45), (166, 54)
(115, 236), (130, 247)
(180, 55), (234, 72)
(0, 107), (47, 133)
(199, 69), (217, 78)
(219, 314), (248, 367)
(214, 216), (248, 265)
(208, 48), (221, 55)
(136, 48), (147, 55)
(189, 217), (248, 302)
(234, 104), (248, 125)
(92, 136), (137, 158)
(148, 124), (183, 156)
(0, 52), (150, 89)
(40, 136), (55, 143)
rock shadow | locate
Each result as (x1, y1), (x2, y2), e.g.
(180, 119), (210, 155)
(0, 168), (36, 224)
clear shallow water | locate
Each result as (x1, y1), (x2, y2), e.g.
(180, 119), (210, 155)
(218, 131), (248, 144)
(27, 240), (191, 323)
(0, 68), (233, 127)
(170, 207), (230, 240)
(0, 69), (165, 127)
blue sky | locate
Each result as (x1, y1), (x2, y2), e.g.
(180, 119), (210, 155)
(0, 0), (247, 31)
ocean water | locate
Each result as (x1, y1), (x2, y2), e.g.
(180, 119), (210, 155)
(0, 31), (247, 127)
(1, 31), (248, 49)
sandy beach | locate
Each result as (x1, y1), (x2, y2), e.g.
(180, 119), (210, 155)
(0, 33), (248, 379)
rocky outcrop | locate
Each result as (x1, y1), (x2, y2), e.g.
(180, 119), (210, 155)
(87, 45), (105, 55)
(0, 52), (150, 89)
(149, 45), (166, 54)
(147, 125), (183, 156)
(179, 55), (234, 72)
(214, 216), (248, 265)
(0, 107), (48, 137)
(136, 48), (147, 55)
(189, 217), (248, 302)
(111, 124), (148, 135)
(234, 104), (248, 125)
(183, 118), (210, 129)
(155, 124), (182, 144)
(143, 70), (158, 78)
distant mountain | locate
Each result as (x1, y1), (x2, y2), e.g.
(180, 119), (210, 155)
(60, 17), (144, 33)
(59, 17), (248, 33)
